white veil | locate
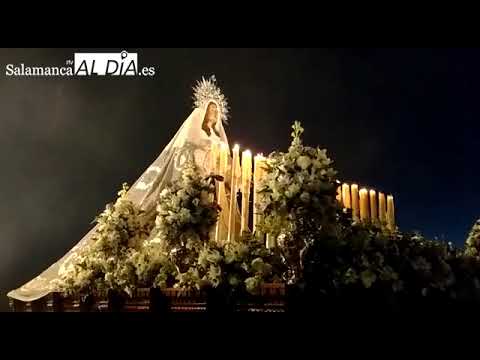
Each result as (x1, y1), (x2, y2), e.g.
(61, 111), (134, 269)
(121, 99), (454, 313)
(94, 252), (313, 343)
(8, 103), (230, 302)
(129, 100), (229, 212)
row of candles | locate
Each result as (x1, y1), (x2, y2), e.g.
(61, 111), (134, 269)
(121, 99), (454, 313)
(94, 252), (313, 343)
(337, 183), (395, 230)
(210, 143), (266, 243)
(210, 143), (397, 244)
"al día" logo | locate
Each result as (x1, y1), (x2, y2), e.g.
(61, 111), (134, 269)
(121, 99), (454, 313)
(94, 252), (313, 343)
(5, 50), (156, 77)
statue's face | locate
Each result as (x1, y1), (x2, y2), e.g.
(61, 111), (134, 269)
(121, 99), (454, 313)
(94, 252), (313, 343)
(206, 102), (218, 127)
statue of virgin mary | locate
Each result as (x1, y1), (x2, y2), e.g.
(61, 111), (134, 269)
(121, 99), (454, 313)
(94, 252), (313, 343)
(8, 75), (239, 302)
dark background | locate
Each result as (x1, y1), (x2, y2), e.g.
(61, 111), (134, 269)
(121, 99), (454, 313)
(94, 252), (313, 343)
(0, 48), (478, 311)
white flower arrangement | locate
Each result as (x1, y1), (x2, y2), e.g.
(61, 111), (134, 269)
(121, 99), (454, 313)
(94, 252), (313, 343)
(172, 234), (285, 294)
(56, 183), (155, 297)
(258, 122), (337, 234)
(152, 160), (220, 249)
(256, 121), (338, 283)
(134, 160), (223, 291)
(57, 161), (222, 297)
(466, 218), (480, 257)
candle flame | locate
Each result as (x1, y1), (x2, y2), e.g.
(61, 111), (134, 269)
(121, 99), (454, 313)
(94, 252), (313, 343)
(233, 144), (240, 151)
(244, 149), (252, 156)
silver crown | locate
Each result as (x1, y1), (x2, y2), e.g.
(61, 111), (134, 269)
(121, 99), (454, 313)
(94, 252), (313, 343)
(192, 75), (229, 123)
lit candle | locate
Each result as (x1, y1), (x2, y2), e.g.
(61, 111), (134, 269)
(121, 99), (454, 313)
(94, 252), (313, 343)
(342, 183), (351, 209)
(351, 184), (359, 221)
(253, 154), (266, 234)
(369, 189), (378, 224)
(228, 144), (240, 242)
(359, 188), (370, 222)
(378, 192), (387, 225)
(215, 143), (229, 243)
(241, 150), (252, 234)
(336, 185), (342, 205)
(387, 195), (395, 231)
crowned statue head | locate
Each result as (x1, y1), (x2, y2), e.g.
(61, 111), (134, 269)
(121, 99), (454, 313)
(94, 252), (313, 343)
(193, 75), (229, 138)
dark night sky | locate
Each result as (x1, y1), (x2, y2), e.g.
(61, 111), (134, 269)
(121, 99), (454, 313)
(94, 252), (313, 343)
(0, 48), (479, 311)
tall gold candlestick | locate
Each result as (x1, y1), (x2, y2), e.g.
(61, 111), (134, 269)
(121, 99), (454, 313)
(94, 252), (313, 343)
(369, 189), (378, 223)
(359, 188), (370, 222)
(351, 184), (359, 221)
(228, 144), (240, 242)
(241, 150), (252, 234)
(387, 195), (395, 231)
(253, 154), (265, 234)
(215, 143), (229, 243)
(378, 192), (386, 225)
(342, 183), (351, 209)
